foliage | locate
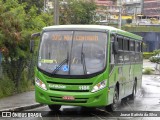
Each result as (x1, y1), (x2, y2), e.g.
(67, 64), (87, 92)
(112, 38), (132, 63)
(143, 52), (154, 59)
(17, 69), (34, 92)
(153, 49), (160, 55)
(142, 42), (147, 51)
(122, 26), (160, 32)
(0, 76), (15, 98)
(149, 49), (160, 63)
(143, 67), (154, 75)
(0, 0), (53, 92)
(59, 0), (97, 24)
(149, 57), (160, 63)
(18, 0), (44, 13)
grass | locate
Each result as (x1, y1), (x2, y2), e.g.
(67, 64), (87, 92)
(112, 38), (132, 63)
(143, 67), (155, 75)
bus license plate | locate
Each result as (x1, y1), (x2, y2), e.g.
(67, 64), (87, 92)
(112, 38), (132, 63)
(62, 96), (75, 100)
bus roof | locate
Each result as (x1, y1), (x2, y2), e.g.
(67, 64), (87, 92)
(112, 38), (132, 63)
(43, 25), (142, 40)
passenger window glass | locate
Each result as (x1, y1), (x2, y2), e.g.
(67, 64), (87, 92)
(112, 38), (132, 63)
(135, 42), (140, 52)
(124, 39), (129, 51)
(130, 41), (135, 51)
(118, 37), (123, 50)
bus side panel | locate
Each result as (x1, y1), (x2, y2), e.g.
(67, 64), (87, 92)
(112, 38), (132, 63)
(123, 64), (133, 97)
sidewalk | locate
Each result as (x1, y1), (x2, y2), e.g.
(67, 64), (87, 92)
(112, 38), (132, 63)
(0, 91), (43, 112)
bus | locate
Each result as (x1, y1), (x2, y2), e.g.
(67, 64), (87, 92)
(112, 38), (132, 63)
(30, 25), (143, 111)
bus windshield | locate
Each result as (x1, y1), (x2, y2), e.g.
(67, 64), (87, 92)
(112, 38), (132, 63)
(38, 30), (107, 76)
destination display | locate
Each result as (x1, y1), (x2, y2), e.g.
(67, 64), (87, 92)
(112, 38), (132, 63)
(52, 35), (98, 41)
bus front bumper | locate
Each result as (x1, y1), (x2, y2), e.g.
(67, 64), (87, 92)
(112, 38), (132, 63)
(35, 86), (108, 107)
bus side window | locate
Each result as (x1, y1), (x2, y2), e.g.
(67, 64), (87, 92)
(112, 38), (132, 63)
(111, 37), (115, 64)
(117, 37), (123, 64)
(110, 36), (115, 72)
(123, 38), (130, 63)
(130, 40), (135, 63)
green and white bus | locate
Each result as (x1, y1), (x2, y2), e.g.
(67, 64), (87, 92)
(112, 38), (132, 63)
(30, 25), (143, 111)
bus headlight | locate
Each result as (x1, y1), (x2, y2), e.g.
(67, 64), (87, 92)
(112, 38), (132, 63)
(91, 80), (107, 93)
(35, 77), (47, 90)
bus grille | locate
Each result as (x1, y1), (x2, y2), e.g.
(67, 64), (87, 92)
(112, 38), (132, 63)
(47, 81), (92, 85)
(50, 96), (88, 103)
(47, 81), (92, 92)
(50, 88), (89, 92)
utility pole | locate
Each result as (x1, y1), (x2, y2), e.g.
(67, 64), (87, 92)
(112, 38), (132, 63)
(44, 0), (46, 12)
(118, 0), (122, 29)
(118, 6), (122, 29)
(134, 7), (139, 26)
(54, 0), (59, 25)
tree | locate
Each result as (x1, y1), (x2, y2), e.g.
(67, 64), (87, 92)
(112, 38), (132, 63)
(18, 0), (44, 13)
(59, 0), (97, 24)
(0, 0), (53, 90)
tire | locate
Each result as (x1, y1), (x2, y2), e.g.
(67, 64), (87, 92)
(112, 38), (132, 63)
(129, 82), (137, 100)
(48, 105), (61, 111)
(106, 87), (119, 112)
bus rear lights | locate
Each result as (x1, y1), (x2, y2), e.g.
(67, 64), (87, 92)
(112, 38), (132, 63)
(35, 77), (47, 90)
(91, 80), (107, 93)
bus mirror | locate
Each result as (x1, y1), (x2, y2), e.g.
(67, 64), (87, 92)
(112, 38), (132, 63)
(30, 40), (34, 53)
(113, 41), (118, 54)
(30, 32), (40, 53)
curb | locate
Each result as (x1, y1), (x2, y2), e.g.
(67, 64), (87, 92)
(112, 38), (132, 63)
(143, 73), (160, 75)
(0, 103), (44, 112)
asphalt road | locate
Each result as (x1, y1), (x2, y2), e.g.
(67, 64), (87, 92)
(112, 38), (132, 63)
(3, 75), (159, 120)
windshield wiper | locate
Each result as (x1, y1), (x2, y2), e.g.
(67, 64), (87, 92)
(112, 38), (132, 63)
(52, 52), (69, 75)
(81, 43), (87, 74)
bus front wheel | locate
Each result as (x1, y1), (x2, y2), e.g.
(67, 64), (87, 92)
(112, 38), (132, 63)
(48, 105), (61, 111)
(106, 87), (119, 111)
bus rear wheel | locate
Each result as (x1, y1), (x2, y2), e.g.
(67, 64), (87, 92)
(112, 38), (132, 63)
(48, 105), (61, 111)
(106, 87), (119, 112)
(129, 82), (137, 100)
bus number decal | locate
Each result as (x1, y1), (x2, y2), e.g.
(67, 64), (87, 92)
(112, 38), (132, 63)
(79, 86), (90, 90)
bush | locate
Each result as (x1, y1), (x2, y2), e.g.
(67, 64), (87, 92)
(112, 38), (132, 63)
(0, 70), (34, 98)
(122, 26), (160, 32)
(143, 67), (154, 74)
(0, 76), (15, 98)
(17, 69), (34, 93)
(149, 49), (160, 63)
(143, 52), (154, 59)
(149, 57), (160, 63)
(153, 49), (160, 55)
